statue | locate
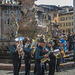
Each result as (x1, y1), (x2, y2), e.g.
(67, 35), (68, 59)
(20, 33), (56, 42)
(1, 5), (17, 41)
(15, 22), (19, 37)
(7, 11), (19, 39)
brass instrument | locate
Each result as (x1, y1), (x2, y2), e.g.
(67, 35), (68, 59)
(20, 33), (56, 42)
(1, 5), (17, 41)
(41, 47), (53, 63)
(30, 39), (36, 57)
(47, 38), (51, 43)
(60, 44), (66, 58)
(53, 49), (61, 59)
(41, 51), (51, 63)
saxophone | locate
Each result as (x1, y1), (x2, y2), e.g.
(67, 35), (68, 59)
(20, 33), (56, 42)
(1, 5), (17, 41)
(41, 47), (53, 63)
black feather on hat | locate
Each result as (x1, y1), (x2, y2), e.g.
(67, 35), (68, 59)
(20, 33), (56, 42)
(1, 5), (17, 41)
(24, 38), (30, 43)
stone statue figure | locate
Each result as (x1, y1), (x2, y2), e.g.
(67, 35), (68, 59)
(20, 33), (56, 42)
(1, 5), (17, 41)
(15, 22), (19, 37)
(7, 11), (19, 39)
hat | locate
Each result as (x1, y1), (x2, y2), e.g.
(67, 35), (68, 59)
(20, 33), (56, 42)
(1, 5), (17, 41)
(56, 40), (61, 44)
(63, 35), (67, 38)
(39, 38), (46, 43)
(15, 38), (19, 42)
(48, 41), (52, 44)
(24, 38), (30, 42)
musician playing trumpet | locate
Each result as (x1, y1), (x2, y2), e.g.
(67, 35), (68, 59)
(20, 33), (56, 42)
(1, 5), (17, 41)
(35, 38), (48, 75)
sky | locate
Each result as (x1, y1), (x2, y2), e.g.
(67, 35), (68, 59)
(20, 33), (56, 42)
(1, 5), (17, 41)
(35, 0), (73, 6)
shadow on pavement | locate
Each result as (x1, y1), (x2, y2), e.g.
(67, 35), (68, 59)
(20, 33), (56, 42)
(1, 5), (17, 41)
(6, 68), (75, 75)
(62, 67), (75, 72)
(6, 72), (13, 74)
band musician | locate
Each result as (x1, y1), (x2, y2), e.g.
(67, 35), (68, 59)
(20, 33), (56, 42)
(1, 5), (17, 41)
(10, 40), (21, 75)
(35, 38), (48, 75)
(23, 38), (34, 75)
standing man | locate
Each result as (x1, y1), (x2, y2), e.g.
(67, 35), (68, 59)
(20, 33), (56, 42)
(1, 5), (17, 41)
(67, 32), (73, 51)
(55, 41), (61, 72)
(47, 42), (56, 75)
(10, 39), (21, 75)
(35, 38), (47, 75)
(72, 32), (75, 62)
(62, 30), (66, 36)
(60, 35), (67, 63)
(23, 38), (34, 75)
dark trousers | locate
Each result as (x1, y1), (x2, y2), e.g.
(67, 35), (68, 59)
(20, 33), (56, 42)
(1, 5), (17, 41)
(73, 42), (75, 62)
(12, 58), (21, 75)
(73, 42), (75, 55)
(61, 50), (66, 62)
(56, 58), (61, 71)
(24, 55), (31, 75)
(44, 61), (48, 70)
(69, 42), (72, 51)
(34, 64), (36, 74)
(35, 60), (45, 75)
(49, 54), (56, 75)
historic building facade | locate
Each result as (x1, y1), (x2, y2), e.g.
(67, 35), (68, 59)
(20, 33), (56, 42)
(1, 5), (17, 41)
(53, 6), (73, 34)
(0, 0), (21, 40)
(58, 11), (73, 34)
(35, 5), (61, 38)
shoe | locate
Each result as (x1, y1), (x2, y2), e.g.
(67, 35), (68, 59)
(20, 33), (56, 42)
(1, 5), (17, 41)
(34, 72), (36, 74)
(56, 70), (59, 72)
(28, 73), (31, 75)
(25, 73), (31, 75)
(45, 69), (48, 71)
(56, 69), (63, 72)
(61, 62), (63, 64)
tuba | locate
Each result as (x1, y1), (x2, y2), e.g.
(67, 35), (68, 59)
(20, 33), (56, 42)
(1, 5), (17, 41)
(53, 49), (61, 59)
(30, 39), (36, 57)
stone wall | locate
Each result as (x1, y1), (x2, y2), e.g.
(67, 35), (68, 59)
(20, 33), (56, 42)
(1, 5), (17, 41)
(0, 40), (14, 47)
(0, 40), (15, 59)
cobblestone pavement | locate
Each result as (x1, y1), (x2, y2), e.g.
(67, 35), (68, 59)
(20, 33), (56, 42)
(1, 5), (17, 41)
(0, 68), (75, 75)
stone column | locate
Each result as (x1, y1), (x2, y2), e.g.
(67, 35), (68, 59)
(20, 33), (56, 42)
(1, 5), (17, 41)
(73, 0), (75, 32)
